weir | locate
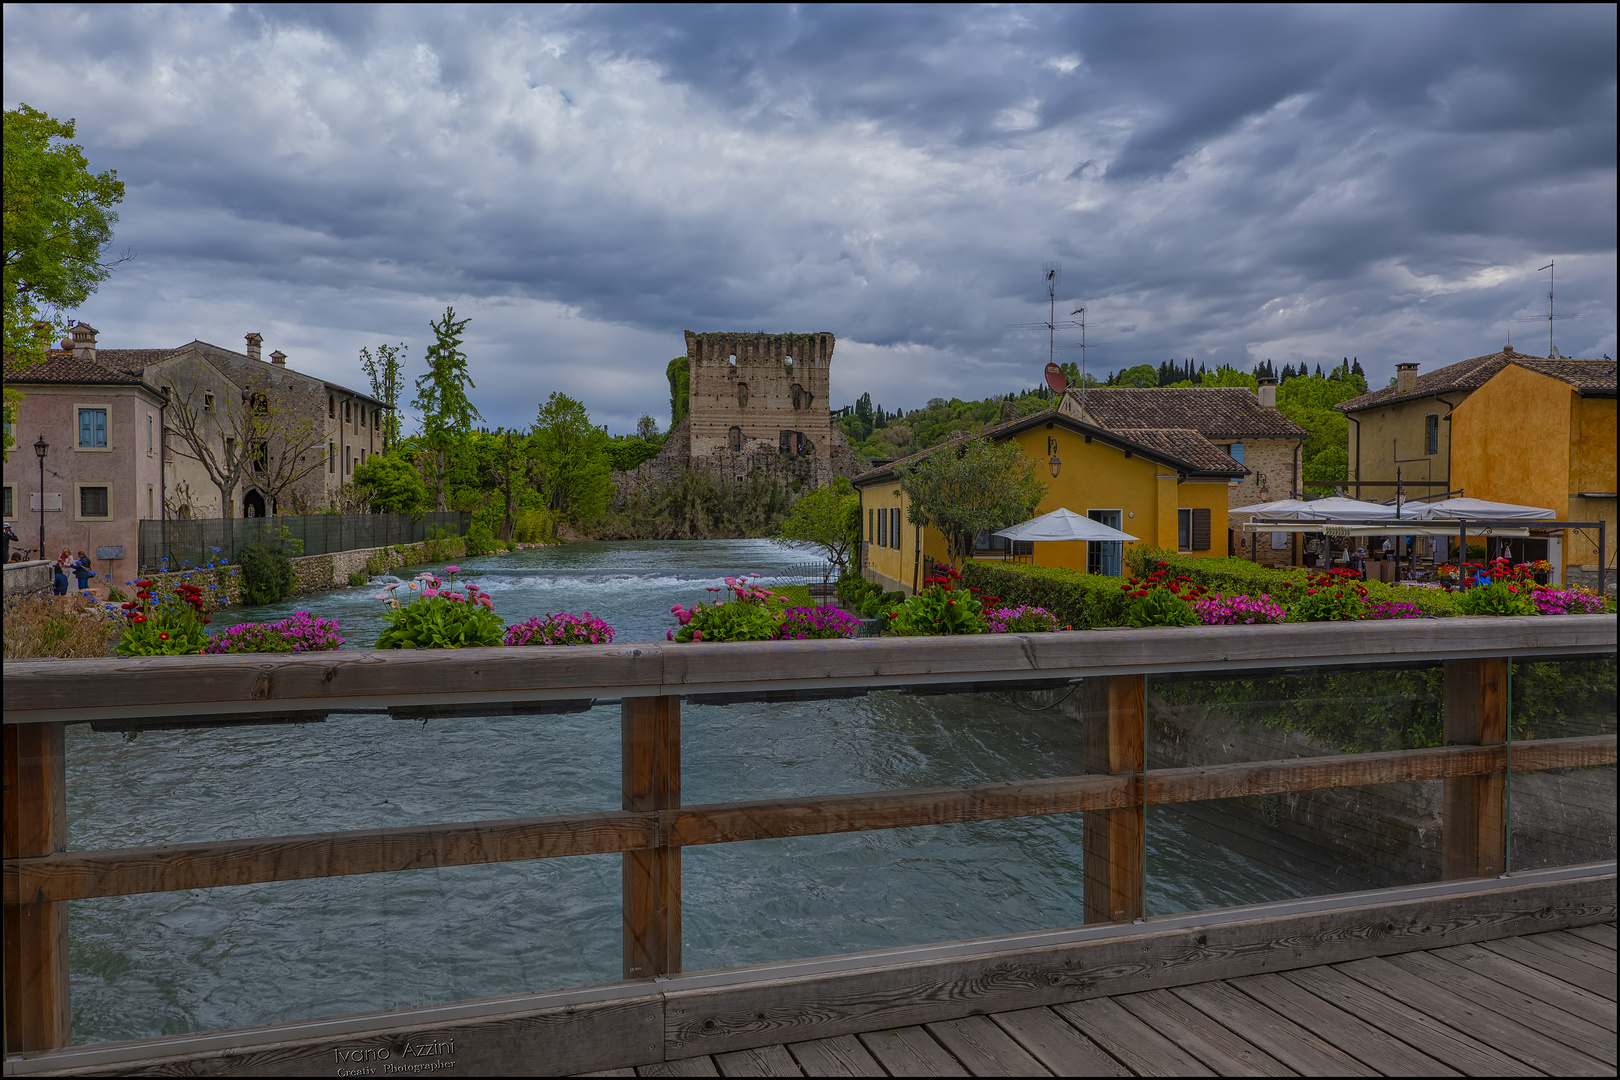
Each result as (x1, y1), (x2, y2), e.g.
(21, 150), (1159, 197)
(3, 615), (1615, 1075)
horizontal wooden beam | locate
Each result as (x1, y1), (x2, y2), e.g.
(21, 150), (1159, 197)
(9, 866), (1611, 1076)
(5, 616), (1613, 725)
(8, 736), (1611, 905)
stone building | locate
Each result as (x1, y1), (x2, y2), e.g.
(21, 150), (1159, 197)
(1058, 383), (1308, 565)
(4, 324), (387, 584)
(616, 331), (860, 500)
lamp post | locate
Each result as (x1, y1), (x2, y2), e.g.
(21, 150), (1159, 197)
(33, 434), (49, 558)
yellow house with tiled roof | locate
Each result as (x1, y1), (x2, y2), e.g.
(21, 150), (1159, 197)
(852, 409), (1247, 594)
(1338, 348), (1616, 587)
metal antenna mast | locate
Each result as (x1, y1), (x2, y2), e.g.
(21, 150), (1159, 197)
(1042, 261), (1061, 370)
(1517, 258), (1585, 357)
(1071, 307), (1088, 412)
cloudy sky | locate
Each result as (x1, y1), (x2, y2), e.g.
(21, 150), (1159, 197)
(4, 4), (1615, 434)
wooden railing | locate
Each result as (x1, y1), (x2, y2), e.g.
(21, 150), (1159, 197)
(3, 615), (1616, 1057)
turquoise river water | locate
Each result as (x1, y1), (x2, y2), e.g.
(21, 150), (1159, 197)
(65, 540), (1367, 1044)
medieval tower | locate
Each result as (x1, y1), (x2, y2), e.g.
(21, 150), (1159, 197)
(614, 331), (858, 504)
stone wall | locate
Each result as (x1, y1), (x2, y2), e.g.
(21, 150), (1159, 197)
(1228, 436), (1302, 567)
(3, 560), (55, 615)
(139, 534), (468, 610)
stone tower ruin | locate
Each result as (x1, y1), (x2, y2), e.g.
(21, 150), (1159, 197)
(684, 330), (842, 486)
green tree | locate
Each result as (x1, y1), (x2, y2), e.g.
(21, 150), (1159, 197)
(353, 452), (428, 514)
(775, 481), (862, 576)
(359, 342), (407, 450)
(666, 356), (690, 428)
(635, 413), (662, 443)
(533, 392), (612, 524)
(411, 307), (482, 510)
(1113, 364), (1159, 387)
(1202, 365), (1257, 389)
(898, 436), (1046, 569)
(1276, 372), (1366, 495)
(3, 104), (126, 456)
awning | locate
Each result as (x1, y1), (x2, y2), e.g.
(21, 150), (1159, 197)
(1230, 498), (1313, 517)
(1410, 497), (1556, 520)
(994, 508), (1139, 543)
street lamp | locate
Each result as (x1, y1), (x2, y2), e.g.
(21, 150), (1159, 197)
(33, 435), (49, 558)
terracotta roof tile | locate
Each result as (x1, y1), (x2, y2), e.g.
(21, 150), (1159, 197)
(851, 409), (1246, 485)
(1336, 349), (1615, 412)
(1070, 387), (1308, 439)
(3, 349), (170, 386)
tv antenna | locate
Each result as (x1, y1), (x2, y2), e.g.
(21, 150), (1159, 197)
(1008, 262), (1083, 399)
(1514, 259), (1586, 357)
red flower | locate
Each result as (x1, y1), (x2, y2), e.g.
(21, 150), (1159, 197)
(158, 632), (170, 641)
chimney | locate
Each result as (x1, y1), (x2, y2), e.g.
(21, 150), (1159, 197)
(269, 349), (287, 366)
(69, 322), (98, 361)
(245, 332), (263, 360)
(1256, 377), (1277, 409)
(1395, 363), (1419, 394)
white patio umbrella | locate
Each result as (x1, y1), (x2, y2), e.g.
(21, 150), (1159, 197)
(1230, 498), (1313, 517)
(1291, 496), (1398, 521)
(994, 508), (1139, 543)
(1410, 497), (1555, 520)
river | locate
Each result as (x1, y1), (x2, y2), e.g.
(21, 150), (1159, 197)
(65, 539), (1370, 1044)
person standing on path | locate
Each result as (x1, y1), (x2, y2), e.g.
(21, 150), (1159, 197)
(53, 549), (72, 595)
(73, 550), (95, 592)
(2, 521), (15, 563)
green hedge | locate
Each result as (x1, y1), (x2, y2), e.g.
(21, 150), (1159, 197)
(967, 550), (1460, 626)
(961, 562), (1129, 629)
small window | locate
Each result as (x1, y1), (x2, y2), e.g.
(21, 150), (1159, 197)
(1425, 414), (1440, 455)
(3, 485), (13, 518)
(147, 414), (154, 454)
(360, 407), (366, 428)
(204, 392), (215, 413)
(1178, 509), (1192, 551)
(344, 401), (351, 423)
(77, 408), (108, 448)
(329, 396), (336, 419)
(737, 382), (749, 408)
(729, 425), (743, 451)
(877, 506), (887, 548)
(868, 508), (874, 542)
(80, 486), (110, 518)
(891, 507), (901, 550)
(1228, 442), (1245, 465)
(329, 441), (336, 473)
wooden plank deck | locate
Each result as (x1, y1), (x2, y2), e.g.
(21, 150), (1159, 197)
(587, 923), (1615, 1077)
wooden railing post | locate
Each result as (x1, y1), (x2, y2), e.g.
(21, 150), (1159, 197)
(622, 695), (680, 980)
(1081, 674), (1144, 923)
(3, 722), (71, 1053)
(1442, 658), (1508, 879)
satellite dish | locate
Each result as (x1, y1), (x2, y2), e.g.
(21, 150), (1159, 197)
(1044, 362), (1067, 394)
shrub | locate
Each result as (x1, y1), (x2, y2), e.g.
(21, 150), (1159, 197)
(1195, 594), (1287, 625)
(347, 571), (368, 587)
(1287, 570), (1369, 622)
(1125, 588), (1198, 627)
(513, 508), (555, 544)
(239, 541), (296, 606)
(115, 579), (214, 656)
(985, 606), (1059, 633)
(777, 605), (861, 640)
(2, 597), (122, 659)
(205, 613), (344, 653)
(463, 520), (498, 557)
(374, 569), (504, 649)
(886, 567), (987, 636)
(1457, 580), (1537, 617)
(670, 600), (780, 643)
(836, 572), (880, 610)
(961, 562), (1127, 629)
(860, 590), (908, 618)
(505, 612), (615, 646)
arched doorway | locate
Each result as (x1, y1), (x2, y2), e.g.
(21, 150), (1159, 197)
(243, 490), (267, 518)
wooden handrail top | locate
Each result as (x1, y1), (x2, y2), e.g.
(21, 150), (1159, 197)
(8, 734), (1612, 905)
(3, 615), (1614, 724)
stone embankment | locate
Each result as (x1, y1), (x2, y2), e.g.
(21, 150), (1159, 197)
(2, 560), (54, 614)
(126, 535), (470, 607)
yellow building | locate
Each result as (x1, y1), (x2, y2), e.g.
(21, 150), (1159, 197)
(1339, 350), (1616, 587)
(853, 410), (1245, 593)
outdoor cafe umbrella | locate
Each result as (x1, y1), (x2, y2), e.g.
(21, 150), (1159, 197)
(1411, 497), (1555, 520)
(1230, 498), (1312, 517)
(994, 508), (1139, 543)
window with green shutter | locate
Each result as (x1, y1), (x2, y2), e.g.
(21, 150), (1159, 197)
(78, 408), (108, 448)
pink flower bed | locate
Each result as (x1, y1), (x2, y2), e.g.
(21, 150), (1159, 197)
(505, 612), (615, 646)
(777, 605), (861, 640)
(1532, 587), (1607, 615)
(204, 613), (344, 653)
(1194, 593), (1286, 625)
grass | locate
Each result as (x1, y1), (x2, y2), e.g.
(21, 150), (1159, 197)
(2, 597), (123, 659)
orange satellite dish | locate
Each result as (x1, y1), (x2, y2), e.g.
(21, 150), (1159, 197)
(1044, 362), (1067, 393)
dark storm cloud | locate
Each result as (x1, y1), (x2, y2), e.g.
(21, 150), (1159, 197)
(3, 4), (1614, 434)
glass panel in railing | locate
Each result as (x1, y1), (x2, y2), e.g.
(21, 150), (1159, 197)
(63, 706), (625, 1046)
(1507, 655), (1618, 874)
(679, 673), (1141, 970)
(1143, 661), (1448, 917)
